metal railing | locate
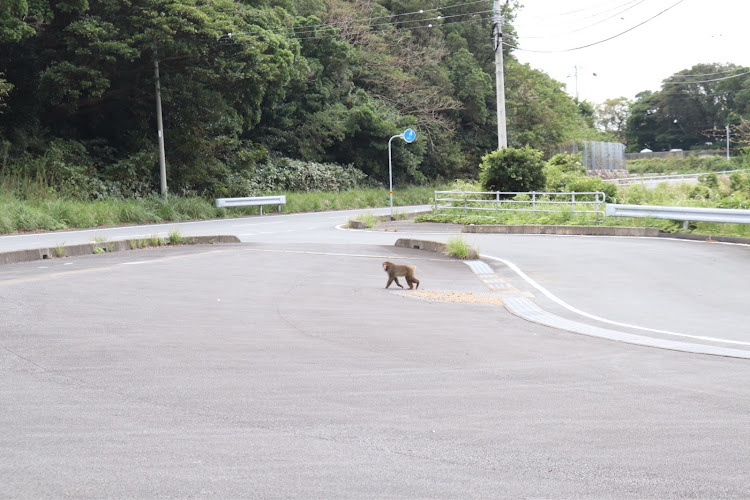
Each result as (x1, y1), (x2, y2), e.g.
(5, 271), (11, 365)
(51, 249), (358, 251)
(434, 191), (607, 222)
(606, 204), (750, 225)
(215, 195), (286, 215)
(610, 169), (747, 186)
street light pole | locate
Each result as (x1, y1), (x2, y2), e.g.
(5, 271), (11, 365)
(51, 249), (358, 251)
(388, 134), (397, 221)
(387, 129), (416, 221)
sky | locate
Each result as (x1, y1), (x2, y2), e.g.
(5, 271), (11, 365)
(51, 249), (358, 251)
(509, 0), (750, 105)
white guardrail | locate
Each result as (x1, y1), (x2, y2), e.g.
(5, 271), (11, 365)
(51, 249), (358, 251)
(605, 204), (750, 224)
(215, 195), (286, 215)
(610, 169), (746, 186)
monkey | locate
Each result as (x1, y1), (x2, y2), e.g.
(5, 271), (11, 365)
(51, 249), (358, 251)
(382, 261), (420, 290)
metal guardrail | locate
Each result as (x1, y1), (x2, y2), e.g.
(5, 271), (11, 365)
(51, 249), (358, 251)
(434, 191), (607, 222)
(215, 195), (286, 215)
(610, 169), (746, 185)
(605, 204), (750, 224)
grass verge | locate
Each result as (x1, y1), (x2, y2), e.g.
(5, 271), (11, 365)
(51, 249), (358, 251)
(0, 186), (441, 235)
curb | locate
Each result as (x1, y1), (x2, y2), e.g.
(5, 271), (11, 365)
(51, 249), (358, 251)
(395, 238), (479, 260)
(348, 211), (432, 229)
(656, 232), (750, 245)
(461, 225), (660, 237)
(0, 235), (241, 266)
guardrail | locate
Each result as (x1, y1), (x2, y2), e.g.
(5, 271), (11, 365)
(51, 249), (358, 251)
(605, 204), (750, 225)
(610, 169), (746, 185)
(434, 190), (607, 222)
(215, 195), (286, 215)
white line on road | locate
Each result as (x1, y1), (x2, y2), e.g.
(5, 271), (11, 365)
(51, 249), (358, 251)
(482, 254), (750, 348)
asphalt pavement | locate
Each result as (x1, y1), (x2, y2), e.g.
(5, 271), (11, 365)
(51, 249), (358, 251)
(2, 209), (750, 498)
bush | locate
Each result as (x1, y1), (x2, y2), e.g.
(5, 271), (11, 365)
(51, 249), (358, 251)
(699, 172), (719, 190)
(248, 157), (370, 194)
(543, 152), (617, 201)
(479, 146), (546, 192)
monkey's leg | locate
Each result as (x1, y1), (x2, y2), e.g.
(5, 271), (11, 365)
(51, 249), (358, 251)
(386, 277), (394, 288)
(393, 277), (404, 289)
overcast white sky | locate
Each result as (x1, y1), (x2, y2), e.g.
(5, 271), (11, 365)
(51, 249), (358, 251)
(510, 0), (750, 104)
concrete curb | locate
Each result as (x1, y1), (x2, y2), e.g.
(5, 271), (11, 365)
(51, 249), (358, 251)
(395, 238), (479, 260)
(656, 232), (750, 245)
(461, 225), (661, 237)
(0, 235), (240, 266)
(348, 211), (432, 229)
(459, 224), (750, 245)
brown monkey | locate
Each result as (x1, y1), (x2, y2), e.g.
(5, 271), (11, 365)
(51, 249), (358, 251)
(383, 261), (420, 290)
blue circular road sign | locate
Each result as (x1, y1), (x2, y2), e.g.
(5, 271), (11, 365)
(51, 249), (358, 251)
(403, 128), (416, 143)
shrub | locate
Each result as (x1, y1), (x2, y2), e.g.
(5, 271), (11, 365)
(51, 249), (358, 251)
(699, 172), (719, 190)
(544, 152), (617, 202)
(479, 146), (546, 192)
(689, 184), (712, 200)
(248, 157), (369, 193)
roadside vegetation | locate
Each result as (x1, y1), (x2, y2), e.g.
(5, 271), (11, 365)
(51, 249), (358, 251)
(445, 236), (475, 260)
(417, 149), (750, 239)
(0, 179), (439, 234)
(627, 155), (749, 175)
(5, 147), (750, 240)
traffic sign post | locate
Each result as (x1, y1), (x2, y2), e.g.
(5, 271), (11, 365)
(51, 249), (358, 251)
(388, 128), (416, 220)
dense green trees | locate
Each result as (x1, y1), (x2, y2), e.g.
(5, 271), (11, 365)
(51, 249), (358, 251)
(0, 0), (601, 198)
(624, 63), (750, 152)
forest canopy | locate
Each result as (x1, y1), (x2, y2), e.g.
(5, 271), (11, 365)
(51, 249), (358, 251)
(0, 0), (606, 198)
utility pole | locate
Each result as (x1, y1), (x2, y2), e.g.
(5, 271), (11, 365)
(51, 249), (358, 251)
(154, 47), (167, 197)
(727, 125), (730, 160)
(492, 0), (507, 149)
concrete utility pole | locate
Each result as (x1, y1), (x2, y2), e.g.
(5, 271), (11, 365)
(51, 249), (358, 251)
(493, 0), (508, 149)
(727, 125), (731, 160)
(154, 48), (168, 197)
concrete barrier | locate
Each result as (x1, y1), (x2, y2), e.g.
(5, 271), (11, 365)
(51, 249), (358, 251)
(0, 235), (240, 266)
(395, 238), (479, 260)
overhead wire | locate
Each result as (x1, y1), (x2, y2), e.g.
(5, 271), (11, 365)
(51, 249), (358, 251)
(520, 0), (649, 40)
(221, 8), (495, 44)
(662, 70), (750, 85)
(504, 0), (688, 53)
(666, 67), (749, 79)
(219, 0), (492, 42)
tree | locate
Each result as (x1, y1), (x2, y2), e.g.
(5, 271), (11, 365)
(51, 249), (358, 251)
(479, 146), (546, 192)
(596, 97), (631, 142)
(0, 0), (35, 43)
(1, 0), (300, 193)
(505, 60), (593, 154)
(625, 64), (750, 152)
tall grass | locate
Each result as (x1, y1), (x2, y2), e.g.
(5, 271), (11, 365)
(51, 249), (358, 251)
(0, 184), (441, 235)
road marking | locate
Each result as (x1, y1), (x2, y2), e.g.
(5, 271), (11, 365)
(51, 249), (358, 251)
(480, 254), (750, 349)
(241, 247), (453, 262)
(0, 249), (230, 285)
(231, 221), (283, 228)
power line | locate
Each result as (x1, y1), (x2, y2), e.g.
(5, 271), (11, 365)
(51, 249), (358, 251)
(518, 0), (646, 40)
(219, 0), (491, 42)
(662, 69), (750, 85)
(507, 0), (687, 53)
(520, 0), (641, 20)
(222, 11), (494, 44)
(666, 67), (749, 79)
